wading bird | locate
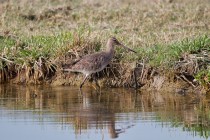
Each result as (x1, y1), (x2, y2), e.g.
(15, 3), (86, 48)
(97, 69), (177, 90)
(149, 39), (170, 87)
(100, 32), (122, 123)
(62, 37), (136, 88)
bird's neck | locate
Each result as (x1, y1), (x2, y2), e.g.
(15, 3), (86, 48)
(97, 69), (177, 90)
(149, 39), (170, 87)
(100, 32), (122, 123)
(106, 41), (114, 55)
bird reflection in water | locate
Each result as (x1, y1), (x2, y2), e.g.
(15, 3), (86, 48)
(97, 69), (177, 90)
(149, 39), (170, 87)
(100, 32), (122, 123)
(79, 88), (135, 139)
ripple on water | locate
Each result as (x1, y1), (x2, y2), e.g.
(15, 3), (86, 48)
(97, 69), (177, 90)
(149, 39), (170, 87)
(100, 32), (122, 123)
(0, 85), (209, 140)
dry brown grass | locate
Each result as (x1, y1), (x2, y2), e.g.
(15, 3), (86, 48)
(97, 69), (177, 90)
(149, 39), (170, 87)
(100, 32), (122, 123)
(1, 0), (210, 43)
(0, 0), (209, 89)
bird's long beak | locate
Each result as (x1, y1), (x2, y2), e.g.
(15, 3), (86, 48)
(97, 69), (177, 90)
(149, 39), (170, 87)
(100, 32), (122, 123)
(120, 44), (137, 53)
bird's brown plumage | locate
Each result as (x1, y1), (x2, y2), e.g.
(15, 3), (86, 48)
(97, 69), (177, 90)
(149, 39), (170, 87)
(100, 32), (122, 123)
(62, 37), (136, 88)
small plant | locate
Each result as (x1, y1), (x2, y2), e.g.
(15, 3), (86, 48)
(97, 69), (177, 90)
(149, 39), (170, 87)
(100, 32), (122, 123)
(195, 69), (210, 90)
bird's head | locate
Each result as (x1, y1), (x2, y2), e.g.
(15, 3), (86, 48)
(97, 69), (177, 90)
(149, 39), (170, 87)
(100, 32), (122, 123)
(108, 37), (137, 53)
(109, 37), (121, 46)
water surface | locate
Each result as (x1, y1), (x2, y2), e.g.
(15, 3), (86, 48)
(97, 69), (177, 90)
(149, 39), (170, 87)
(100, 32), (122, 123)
(0, 85), (209, 140)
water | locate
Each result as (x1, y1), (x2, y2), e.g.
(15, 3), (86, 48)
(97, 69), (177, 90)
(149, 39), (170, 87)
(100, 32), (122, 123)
(0, 85), (209, 140)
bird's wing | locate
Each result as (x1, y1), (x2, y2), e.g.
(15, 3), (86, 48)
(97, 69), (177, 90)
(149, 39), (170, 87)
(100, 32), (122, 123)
(82, 52), (106, 63)
(71, 58), (82, 65)
(71, 52), (107, 71)
(62, 58), (81, 70)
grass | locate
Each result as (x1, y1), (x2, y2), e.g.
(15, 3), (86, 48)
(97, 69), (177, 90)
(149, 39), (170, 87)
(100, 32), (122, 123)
(0, 0), (210, 88)
(136, 35), (210, 67)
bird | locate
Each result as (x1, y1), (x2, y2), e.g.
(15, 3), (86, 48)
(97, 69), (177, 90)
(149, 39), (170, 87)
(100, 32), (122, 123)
(62, 37), (137, 88)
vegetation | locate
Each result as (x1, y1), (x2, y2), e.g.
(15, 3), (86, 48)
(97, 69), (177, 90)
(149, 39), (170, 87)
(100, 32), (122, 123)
(0, 0), (209, 90)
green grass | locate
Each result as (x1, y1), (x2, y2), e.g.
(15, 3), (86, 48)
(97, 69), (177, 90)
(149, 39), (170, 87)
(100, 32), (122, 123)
(0, 0), (209, 87)
(1, 32), (209, 68)
(135, 35), (210, 67)
(195, 69), (210, 89)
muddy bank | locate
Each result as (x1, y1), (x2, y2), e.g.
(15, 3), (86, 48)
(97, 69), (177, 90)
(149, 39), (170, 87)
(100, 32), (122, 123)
(0, 0), (210, 94)
(0, 45), (209, 94)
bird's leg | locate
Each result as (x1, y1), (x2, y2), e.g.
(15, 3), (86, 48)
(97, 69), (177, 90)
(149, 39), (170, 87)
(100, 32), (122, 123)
(79, 88), (84, 97)
(80, 74), (89, 88)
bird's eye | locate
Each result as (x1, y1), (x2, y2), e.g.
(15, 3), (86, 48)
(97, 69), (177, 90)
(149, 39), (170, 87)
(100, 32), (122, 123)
(112, 38), (117, 41)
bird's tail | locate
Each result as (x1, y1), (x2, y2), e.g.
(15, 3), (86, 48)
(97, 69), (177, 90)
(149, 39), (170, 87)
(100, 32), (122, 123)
(62, 59), (81, 72)
(62, 63), (73, 72)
